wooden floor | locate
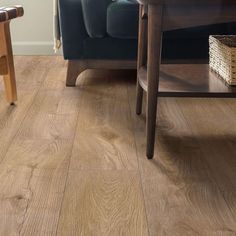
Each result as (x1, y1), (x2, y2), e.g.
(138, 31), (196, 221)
(0, 56), (235, 236)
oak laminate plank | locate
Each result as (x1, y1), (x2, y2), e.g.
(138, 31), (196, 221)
(15, 90), (79, 140)
(127, 81), (236, 235)
(12, 61), (80, 140)
(2, 138), (72, 170)
(56, 87), (81, 115)
(13, 56), (66, 72)
(69, 73), (138, 170)
(0, 57), (51, 161)
(57, 170), (148, 236)
(41, 68), (68, 91)
(12, 56), (66, 92)
(0, 91), (37, 162)
(0, 165), (67, 236)
(178, 98), (236, 224)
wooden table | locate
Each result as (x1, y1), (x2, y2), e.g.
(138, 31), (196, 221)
(136, 0), (236, 159)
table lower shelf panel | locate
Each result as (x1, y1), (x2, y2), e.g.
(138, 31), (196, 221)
(138, 64), (236, 97)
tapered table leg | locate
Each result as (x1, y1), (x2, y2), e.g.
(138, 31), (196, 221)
(136, 5), (147, 115)
(146, 4), (163, 159)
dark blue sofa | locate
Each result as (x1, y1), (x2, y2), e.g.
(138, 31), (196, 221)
(59, 0), (236, 86)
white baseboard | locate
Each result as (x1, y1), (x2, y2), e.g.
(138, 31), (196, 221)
(12, 41), (62, 56)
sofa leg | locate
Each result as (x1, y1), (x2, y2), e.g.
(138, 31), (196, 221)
(66, 60), (86, 87)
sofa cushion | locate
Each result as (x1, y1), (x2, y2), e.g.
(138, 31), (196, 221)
(107, 0), (139, 39)
(81, 0), (112, 38)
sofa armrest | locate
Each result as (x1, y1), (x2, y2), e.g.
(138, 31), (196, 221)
(59, 0), (88, 59)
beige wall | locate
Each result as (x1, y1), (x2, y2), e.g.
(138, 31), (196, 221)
(1, 0), (57, 55)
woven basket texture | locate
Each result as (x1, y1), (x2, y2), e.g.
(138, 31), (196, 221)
(209, 35), (236, 86)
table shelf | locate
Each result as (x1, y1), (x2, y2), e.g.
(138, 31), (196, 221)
(138, 64), (236, 97)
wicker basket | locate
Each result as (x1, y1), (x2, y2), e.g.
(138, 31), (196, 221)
(209, 35), (236, 85)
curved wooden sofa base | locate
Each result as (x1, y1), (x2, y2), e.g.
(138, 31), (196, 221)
(66, 60), (137, 87)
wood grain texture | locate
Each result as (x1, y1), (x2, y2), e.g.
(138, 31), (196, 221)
(138, 65), (236, 97)
(0, 58), (53, 161)
(2, 138), (72, 169)
(0, 57), (146, 235)
(13, 65), (79, 140)
(0, 57), (77, 236)
(178, 98), (236, 225)
(0, 55), (7, 75)
(146, 4), (163, 158)
(127, 80), (236, 235)
(15, 90), (79, 140)
(0, 165), (67, 236)
(0, 57), (67, 162)
(69, 72), (139, 170)
(57, 170), (148, 236)
(0, 56), (235, 235)
(0, 90), (36, 161)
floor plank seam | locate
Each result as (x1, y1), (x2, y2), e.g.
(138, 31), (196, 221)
(55, 86), (82, 235)
(126, 82), (150, 236)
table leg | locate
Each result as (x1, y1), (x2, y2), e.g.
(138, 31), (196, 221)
(136, 5), (147, 115)
(146, 4), (163, 159)
(0, 22), (17, 104)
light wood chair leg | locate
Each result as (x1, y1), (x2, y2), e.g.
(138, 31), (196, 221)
(66, 60), (86, 87)
(136, 5), (148, 115)
(0, 22), (17, 104)
(146, 4), (163, 159)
